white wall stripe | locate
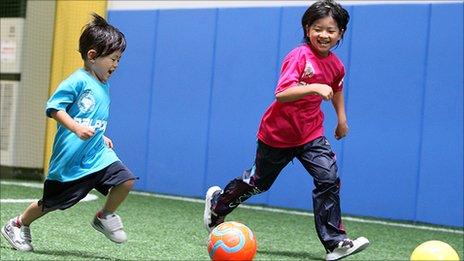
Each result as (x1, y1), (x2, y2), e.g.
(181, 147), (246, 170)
(1, 181), (462, 235)
(0, 181), (98, 202)
(130, 191), (463, 235)
(0, 194), (98, 204)
(1, 199), (39, 203)
(1, 180), (42, 188)
(108, 0), (462, 10)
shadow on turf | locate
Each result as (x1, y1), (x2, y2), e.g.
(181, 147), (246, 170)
(24, 248), (122, 260)
(258, 249), (324, 260)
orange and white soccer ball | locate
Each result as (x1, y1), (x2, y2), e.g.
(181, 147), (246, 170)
(207, 221), (257, 261)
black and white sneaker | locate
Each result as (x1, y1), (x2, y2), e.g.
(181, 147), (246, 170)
(92, 213), (127, 243)
(325, 237), (370, 261)
(203, 186), (224, 232)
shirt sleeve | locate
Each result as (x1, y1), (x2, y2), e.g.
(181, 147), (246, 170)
(45, 78), (80, 118)
(275, 49), (306, 95)
(331, 65), (345, 93)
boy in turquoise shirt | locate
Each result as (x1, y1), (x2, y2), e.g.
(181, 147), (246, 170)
(2, 13), (136, 251)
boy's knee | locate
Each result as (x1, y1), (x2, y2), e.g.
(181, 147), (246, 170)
(313, 171), (340, 192)
(119, 179), (135, 191)
(314, 164), (339, 184)
(325, 171), (339, 184)
(242, 169), (273, 193)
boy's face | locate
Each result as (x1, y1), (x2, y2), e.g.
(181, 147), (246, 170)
(88, 50), (122, 83)
(306, 16), (343, 57)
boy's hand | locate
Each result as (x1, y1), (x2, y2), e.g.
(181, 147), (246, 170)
(73, 125), (95, 140)
(103, 135), (114, 149)
(316, 84), (333, 100)
(335, 121), (349, 140)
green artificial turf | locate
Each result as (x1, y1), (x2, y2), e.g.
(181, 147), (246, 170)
(1, 181), (462, 260)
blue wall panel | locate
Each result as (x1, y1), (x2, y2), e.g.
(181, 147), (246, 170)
(416, 4), (464, 227)
(276, 7), (306, 63)
(106, 11), (159, 191)
(145, 9), (217, 197)
(204, 8), (281, 205)
(341, 5), (429, 221)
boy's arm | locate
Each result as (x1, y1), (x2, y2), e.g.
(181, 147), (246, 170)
(49, 109), (95, 140)
(332, 90), (348, 140)
(103, 135), (114, 148)
(276, 83), (333, 102)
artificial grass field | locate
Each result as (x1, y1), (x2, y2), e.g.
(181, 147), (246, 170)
(0, 180), (462, 260)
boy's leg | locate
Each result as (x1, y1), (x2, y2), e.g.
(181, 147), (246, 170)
(102, 179), (134, 213)
(204, 140), (293, 231)
(1, 177), (78, 252)
(92, 161), (136, 243)
(20, 202), (46, 226)
(297, 137), (369, 259)
(297, 137), (346, 249)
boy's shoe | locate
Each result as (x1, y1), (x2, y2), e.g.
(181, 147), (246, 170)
(204, 186), (224, 232)
(1, 217), (33, 251)
(326, 237), (370, 261)
(92, 213), (127, 243)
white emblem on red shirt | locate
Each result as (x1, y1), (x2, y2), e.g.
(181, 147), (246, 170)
(303, 61), (314, 78)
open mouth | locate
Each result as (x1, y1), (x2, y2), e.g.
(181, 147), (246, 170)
(317, 39), (330, 47)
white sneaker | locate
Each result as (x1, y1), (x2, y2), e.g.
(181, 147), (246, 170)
(326, 237), (370, 261)
(91, 213), (127, 243)
(203, 186), (223, 232)
(1, 217), (34, 251)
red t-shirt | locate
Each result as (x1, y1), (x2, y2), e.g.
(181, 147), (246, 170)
(257, 44), (345, 148)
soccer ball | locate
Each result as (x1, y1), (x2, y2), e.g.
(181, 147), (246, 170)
(410, 240), (460, 261)
(207, 221), (257, 261)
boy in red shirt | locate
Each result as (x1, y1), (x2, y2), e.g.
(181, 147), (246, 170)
(204, 1), (369, 260)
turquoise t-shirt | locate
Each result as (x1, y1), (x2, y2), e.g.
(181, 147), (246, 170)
(46, 68), (119, 182)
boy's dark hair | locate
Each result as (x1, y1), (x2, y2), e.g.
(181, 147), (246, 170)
(301, 0), (350, 47)
(79, 13), (126, 60)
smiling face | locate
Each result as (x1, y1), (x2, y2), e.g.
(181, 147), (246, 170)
(306, 16), (343, 57)
(87, 50), (122, 83)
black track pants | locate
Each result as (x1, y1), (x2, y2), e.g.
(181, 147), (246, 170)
(212, 137), (347, 251)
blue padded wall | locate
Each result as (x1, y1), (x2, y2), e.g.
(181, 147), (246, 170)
(204, 8), (282, 205)
(415, 4), (464, 227)
(146, 9), (217, 197)
(107, 3), (463, 227)
(341, 4), (429, 221)
(106, 11), (159, 191)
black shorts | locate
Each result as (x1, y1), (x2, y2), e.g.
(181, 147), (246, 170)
(38, 161), (136, 212)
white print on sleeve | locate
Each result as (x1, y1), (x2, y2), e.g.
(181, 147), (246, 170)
(338, 77), (344, 87)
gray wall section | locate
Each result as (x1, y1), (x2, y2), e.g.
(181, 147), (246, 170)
(14, 1), (55, 169)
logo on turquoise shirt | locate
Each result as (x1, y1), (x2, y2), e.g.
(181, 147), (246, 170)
(77, 89), (95, 113)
